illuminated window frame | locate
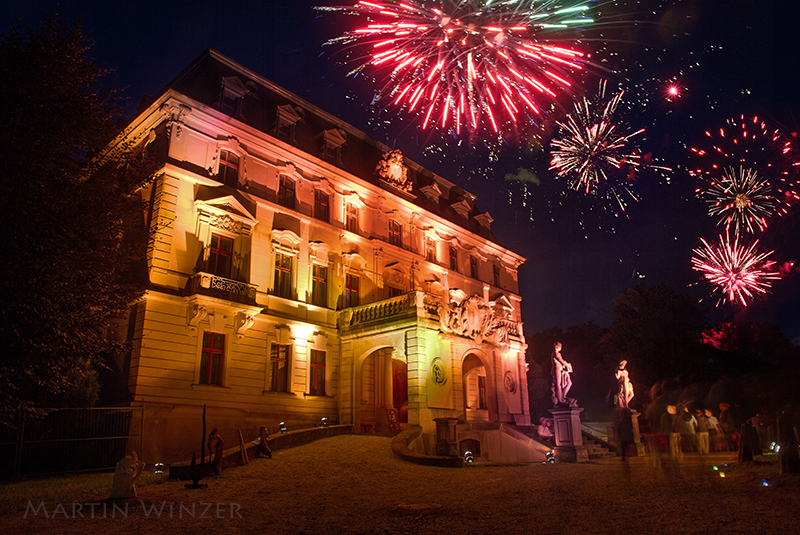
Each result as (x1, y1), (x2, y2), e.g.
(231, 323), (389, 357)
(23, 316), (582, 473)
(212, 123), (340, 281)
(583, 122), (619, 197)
(218, 150), (240, 188)
(270, 343), (291, 392)
(449, 245), (458, 272)
(199, 331), (225, 386)
(277, 175), (296, 210)
(344, 273), (360, 308)
(308, 349), (326, 396)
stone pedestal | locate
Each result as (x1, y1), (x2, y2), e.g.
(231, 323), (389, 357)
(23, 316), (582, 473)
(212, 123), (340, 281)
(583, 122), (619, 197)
(606, 410), (646, 457)
(433, 417), (459, 457)
(549, 407), (588, 463)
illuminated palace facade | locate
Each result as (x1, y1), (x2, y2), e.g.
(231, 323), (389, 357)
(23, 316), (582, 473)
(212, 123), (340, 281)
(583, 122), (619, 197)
(111, 50), (538, 463)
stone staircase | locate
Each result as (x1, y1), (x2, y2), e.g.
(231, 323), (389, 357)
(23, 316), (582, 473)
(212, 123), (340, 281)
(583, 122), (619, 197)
(581, 430), (617, 459)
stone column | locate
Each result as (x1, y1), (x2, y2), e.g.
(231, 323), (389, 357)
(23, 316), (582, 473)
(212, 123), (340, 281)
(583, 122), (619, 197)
(549, 407), (589, 462)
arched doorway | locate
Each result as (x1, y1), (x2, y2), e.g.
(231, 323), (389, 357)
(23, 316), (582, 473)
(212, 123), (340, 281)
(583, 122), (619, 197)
(463, 353), (491, 423)
(358, 348), (408, 432)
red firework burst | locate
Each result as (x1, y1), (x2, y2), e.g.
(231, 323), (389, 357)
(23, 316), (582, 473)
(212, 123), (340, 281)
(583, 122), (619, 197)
(319, 0), (596, 138)
(690, 115), (800, 226)
(691, 232), (780, 307)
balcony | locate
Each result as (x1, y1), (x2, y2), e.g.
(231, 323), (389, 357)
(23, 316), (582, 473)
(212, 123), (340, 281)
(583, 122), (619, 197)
(187, 272), (258, 306)
(341, 292), (435, 330)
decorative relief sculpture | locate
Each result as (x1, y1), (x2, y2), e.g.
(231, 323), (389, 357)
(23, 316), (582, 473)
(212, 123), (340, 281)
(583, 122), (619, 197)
(187, 305), (208, 333)
(503, 371), (517, 394)
(235, 312), (255, 342)
(430, 357), (448, 386)
(437, 294), (512, 347)
(209, 214), (245, 234)
(375, 150), (412, 193)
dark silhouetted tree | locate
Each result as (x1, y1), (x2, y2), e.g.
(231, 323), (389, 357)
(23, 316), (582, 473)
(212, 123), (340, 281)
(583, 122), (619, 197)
(0, 17), (154, 425)
(600, 283), (711, 391)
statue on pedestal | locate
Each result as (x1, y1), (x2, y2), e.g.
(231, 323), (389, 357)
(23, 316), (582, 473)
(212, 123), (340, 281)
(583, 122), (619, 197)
(550, 342), (576, 407)
(109, 451), (145, 499)
(614, 360), (634, 409)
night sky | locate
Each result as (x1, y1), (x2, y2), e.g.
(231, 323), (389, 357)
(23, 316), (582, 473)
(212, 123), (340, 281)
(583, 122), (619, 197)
(3, 1), (799, 343)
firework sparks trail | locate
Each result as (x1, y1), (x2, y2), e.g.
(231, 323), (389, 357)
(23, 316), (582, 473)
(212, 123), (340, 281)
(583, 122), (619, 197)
(691, 232), (781, 307)
(702, 167), (775, 234)
(691, 115), (800, 225)
(548, 82), (671, 212)
(317, 0), (596, 138)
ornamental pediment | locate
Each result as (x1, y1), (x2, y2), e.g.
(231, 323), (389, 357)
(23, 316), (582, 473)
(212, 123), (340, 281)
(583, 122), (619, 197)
(195, 192), (258, 233)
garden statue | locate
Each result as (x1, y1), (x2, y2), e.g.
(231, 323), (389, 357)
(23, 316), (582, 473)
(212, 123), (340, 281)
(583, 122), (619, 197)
(550, 342), (576, 407)
(614, 360), (634, 409)
(109, 451), (146, 499)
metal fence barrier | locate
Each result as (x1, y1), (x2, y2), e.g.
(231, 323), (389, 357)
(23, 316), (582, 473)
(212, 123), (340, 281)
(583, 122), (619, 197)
(0, 406), (143, 479)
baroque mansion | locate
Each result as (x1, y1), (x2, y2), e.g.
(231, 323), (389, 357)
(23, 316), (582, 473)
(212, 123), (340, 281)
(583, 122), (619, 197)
(109, 49), (543, 463)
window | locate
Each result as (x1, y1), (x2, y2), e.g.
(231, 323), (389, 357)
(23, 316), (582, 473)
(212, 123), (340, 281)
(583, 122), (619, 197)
(274, 252), (293, 298)
(346, 203), (359, 233)
(218, 150), (239, 188)
(270, 343), (291, 392)
(344, 273), (359, 308)
(311, 264), (328, 308)
(470, 255), (479, 279)
(388, 220), (402, 247)
(277, 176), (296, 210)
(449, 246), (458, 271)
(309, 349), (326, 396)
(493, 264), (501, 286)
(200, 332), (224, 385)
(478, 376), (487, 410)
(208, 234), (234, 279)
(425, 238), (436, 263)
(388, 286), (403, 298)
(314, 190), (329, 222)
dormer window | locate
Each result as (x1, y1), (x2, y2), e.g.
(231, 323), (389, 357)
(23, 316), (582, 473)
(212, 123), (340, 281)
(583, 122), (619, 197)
(218, 150), (239, 188)
(217, 76), (249, 120)
(275, 104), (304, 144)
(319, 129), (346, 165)
(277, 176), (296, 210)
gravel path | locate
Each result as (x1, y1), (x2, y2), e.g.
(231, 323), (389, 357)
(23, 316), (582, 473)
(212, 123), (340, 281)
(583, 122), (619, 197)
(5, 434), (800, 534)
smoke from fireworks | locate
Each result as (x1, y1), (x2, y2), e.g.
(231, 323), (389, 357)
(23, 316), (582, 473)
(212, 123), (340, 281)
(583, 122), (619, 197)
(691, 232), (780, 307)
(702, 167), (775, 234)
(549, 82), (671, 212)
(318, 0), (596, 139)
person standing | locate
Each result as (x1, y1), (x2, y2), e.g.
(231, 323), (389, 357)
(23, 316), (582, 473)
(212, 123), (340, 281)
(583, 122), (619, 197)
(695, 409), (710, 454)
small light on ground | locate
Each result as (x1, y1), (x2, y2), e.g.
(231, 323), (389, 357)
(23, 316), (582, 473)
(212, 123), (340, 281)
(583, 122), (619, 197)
(154, 463), (165, 474)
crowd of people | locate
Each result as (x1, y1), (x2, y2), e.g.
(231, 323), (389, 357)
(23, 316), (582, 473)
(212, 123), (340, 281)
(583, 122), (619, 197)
(649, 402), (744, 455)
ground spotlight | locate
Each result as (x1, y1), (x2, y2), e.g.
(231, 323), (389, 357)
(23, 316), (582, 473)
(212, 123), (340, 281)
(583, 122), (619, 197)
(762, 479), (770, 487)
(154, 463), (165, 474)
(279, 422), (288, 434)
(321, 417), (328, 427)
(546, 451), (555, 463)
(464, 451), (474, 464)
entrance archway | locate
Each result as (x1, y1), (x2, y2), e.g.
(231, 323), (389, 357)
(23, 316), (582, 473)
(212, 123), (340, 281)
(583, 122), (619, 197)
(463, 352), (492, 423)
(357, 347), (408, 432)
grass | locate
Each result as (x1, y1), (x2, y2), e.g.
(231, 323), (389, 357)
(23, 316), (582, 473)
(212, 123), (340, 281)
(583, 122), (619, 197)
(0, 471), (169, 515)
